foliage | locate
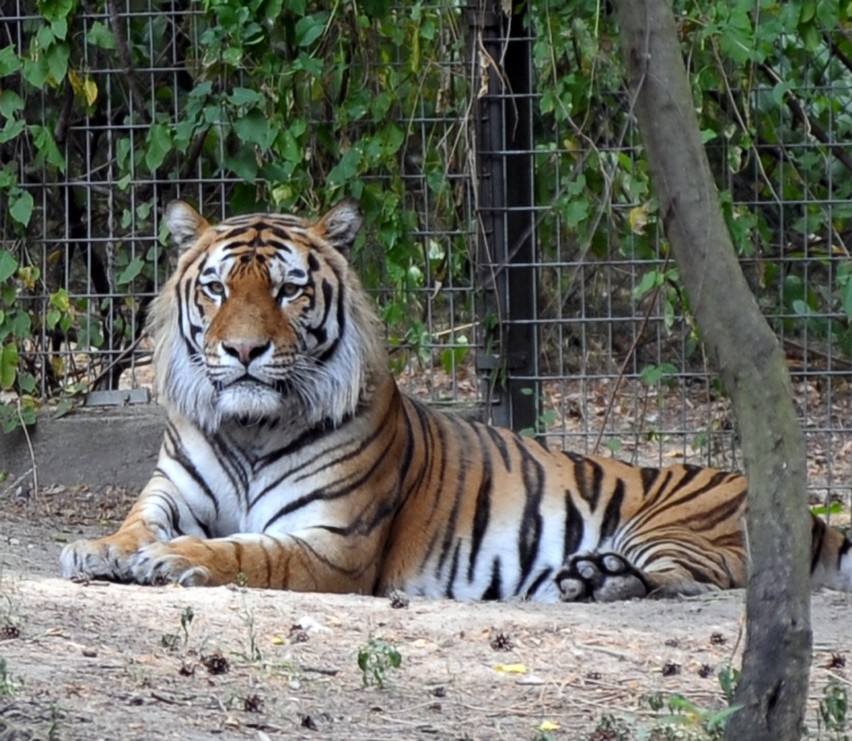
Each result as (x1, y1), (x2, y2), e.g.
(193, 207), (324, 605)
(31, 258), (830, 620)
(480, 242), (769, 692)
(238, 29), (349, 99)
(160, 605), (194, 651)
(357, 637), (402, 688)
(0, 0), (473, 430)
(639, 691), (739, 740)
(1, 0), (850, 436)
(0, 656), (10, 697)
(817, 680), (849, 740)
(528, 0), (852, 370)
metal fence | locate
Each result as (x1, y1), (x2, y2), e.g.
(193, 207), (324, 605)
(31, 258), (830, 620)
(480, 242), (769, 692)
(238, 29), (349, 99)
(1, 1), (850, 505)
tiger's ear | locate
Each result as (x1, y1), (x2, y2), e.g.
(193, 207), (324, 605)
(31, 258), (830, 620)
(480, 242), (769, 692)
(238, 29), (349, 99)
(315, 199), (362, 255)
(164, 200), (210, 253)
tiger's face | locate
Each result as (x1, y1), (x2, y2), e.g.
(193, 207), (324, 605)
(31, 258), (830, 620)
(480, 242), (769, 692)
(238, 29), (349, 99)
(150, 200), (382, 433)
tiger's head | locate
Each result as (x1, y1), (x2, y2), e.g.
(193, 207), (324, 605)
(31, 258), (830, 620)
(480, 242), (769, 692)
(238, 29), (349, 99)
(149, 200), (384, 434)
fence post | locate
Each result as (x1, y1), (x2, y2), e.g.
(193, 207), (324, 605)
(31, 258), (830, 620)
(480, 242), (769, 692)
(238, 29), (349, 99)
(471, 1), (539, 432)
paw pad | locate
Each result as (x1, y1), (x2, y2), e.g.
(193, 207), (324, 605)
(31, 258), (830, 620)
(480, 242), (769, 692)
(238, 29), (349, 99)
(555, 552), (649, 602)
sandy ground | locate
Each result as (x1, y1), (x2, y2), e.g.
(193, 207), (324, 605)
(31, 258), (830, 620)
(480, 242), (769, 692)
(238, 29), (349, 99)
(1, 488), (851, 741)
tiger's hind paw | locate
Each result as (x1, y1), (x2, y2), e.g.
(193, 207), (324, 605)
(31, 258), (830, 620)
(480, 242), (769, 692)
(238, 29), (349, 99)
(555, 552), (649, 602)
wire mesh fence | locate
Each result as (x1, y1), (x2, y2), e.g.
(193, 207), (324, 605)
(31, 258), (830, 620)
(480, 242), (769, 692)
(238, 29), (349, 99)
(1, 1), (849, 505)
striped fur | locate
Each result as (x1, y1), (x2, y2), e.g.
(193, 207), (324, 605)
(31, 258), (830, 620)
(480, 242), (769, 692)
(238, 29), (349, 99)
(59, 201), (852, 601)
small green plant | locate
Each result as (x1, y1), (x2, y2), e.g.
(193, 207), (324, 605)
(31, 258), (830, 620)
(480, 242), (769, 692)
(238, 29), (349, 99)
(640, 673), (742, 740)
(237, 598), (262, 663)
(590, 711), (631, 740)
(357, 637), (402, 689)
(45, 704), (63, 740)
(717, 663), (740, 706)
(818, 680), (849, 740)
(0, 656), (12, 697)
(160, 605), (194, 650)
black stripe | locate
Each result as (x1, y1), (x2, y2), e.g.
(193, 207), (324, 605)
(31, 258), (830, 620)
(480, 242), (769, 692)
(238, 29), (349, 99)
(209, 434), (250, 502)
(395, 400), (432, 507)
(810, 516), (825, 573)
(317, 338), (339, 364)
(516, 440), (545, 593)
(164, 424), (220, 518)
(600, 478), (625, 543)
(524, 567), (553, 599)
(467, 462), (492, 582)
(565, 452), (603, 508)
(445, 541), (462, 599)
(254, 412), (354, 471)
(562, 492), (584, 559)
(260, 419), (399, 531)
(640, 467), (659, 495)
(435, 429), (466, 574)
(481, 556), (502, 600)
(484, 424), (512, 470)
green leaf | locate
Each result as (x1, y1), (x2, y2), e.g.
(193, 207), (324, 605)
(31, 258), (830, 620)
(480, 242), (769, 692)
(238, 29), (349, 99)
(38, 0), (76, 24)
(10, 190), (34, 226)
(86, 20), (116, 49)
(53, 396), (77, 419)
(640, 363), (678, 386)
(0, 91), (23, 121)
(295, 14), (326, 47)
(22, 57), (50, 88)
(0, 251), (18, 282)
(145, 123), (172, 173)
(327, 146), (362, 187)
(116, 257), (145, 285)
(45, 41), (70, 82)
(632, 270), (662, 300)
(51, 17), (68, 41)
(562, 198), (589, 228)
(0, 46), (23, 77)
(292, 51), (323, 77)
(17, 372), (36, 394)
(0, 117), (25, 144)
(842, 278), (852, 318)
(233, 109), (275, 149)
(224, 148), (258, 183)
(30, 124), (66, 172)
(0, 344), (18, 390)
(228, 87), (264, 107)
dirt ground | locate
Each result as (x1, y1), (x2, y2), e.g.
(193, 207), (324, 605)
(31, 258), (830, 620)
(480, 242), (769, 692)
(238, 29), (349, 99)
(1, 487), (851, 741)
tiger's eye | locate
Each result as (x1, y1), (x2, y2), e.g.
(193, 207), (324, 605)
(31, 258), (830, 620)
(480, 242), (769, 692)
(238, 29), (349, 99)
(205, 281), (225, 297)
(277, 283), (301, 301)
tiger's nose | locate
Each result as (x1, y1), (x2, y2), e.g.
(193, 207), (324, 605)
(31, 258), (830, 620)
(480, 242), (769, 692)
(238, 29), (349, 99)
(221, 340), (271, 365)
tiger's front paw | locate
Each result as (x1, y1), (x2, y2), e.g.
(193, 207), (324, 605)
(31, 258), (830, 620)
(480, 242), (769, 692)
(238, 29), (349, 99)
(129, 537), (213, 587)
(60, 536), (143, 582)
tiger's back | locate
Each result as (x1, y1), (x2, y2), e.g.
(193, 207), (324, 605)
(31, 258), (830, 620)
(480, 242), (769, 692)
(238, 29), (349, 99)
(59, 200), (852, 602)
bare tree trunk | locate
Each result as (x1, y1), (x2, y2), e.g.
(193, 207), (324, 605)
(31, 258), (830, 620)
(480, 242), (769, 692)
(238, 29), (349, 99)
(612, 2), (812, 738)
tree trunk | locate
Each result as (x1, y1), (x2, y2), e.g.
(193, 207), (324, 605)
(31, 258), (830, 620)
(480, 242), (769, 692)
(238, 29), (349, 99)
(612, 2), (812, 738)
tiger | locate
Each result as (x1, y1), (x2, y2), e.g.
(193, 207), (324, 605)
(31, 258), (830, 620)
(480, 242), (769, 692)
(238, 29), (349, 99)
(59, 199), (852, 602)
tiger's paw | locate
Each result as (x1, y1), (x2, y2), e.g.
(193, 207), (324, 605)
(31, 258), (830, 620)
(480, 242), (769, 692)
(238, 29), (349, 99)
(128, 538), (213, 587)
(60, 537), (142, 582)
(555, 552), (649, 602)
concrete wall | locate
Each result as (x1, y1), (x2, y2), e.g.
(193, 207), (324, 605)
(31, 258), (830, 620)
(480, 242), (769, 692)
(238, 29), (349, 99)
(0, 401), (483, 495)
(0, 406), (164, 493)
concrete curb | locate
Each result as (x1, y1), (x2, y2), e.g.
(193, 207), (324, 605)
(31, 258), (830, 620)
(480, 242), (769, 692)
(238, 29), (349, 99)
(0, 406), (164, 494)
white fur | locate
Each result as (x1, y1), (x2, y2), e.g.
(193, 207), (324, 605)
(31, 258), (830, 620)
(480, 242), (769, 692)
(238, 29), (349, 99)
(149, 204), (384, 437)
